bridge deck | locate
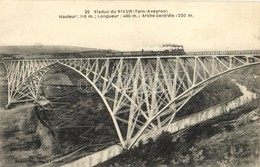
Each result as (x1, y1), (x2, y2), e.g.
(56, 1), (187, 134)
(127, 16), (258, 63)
(2, 50), (260, 61)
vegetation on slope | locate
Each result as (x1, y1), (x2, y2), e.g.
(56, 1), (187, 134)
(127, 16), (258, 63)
(231, 66), (260, 94)
(0, 106), (60, 167)
(177, 77), (242, 118)
(98, 101), (259, 167)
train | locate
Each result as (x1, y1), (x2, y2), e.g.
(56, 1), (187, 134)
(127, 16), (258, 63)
(1, 44), (186, 60)
(105, 44), (185, 57)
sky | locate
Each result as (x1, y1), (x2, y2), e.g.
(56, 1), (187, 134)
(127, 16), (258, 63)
(0, 1), (260, 51)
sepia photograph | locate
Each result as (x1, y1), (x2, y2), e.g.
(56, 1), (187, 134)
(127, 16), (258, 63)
(0, 1), (260, 167)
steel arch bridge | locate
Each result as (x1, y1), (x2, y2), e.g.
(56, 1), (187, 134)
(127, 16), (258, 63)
(2, 50), (260, 149)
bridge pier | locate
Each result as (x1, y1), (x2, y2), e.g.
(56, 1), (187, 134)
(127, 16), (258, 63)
(5, 104), (10, 110)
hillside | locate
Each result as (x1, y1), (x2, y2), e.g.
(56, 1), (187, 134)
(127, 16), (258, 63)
(0, 45), (97, 55)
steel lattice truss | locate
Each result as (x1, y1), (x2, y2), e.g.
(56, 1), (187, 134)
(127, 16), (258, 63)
(3, 52), (260, 148)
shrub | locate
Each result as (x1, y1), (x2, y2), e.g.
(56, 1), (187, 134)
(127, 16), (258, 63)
(154, 131), (174, 159)
(109, 157), (147, 167)
(217, 145), (245, 167)
(170, 146), (205, 166)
